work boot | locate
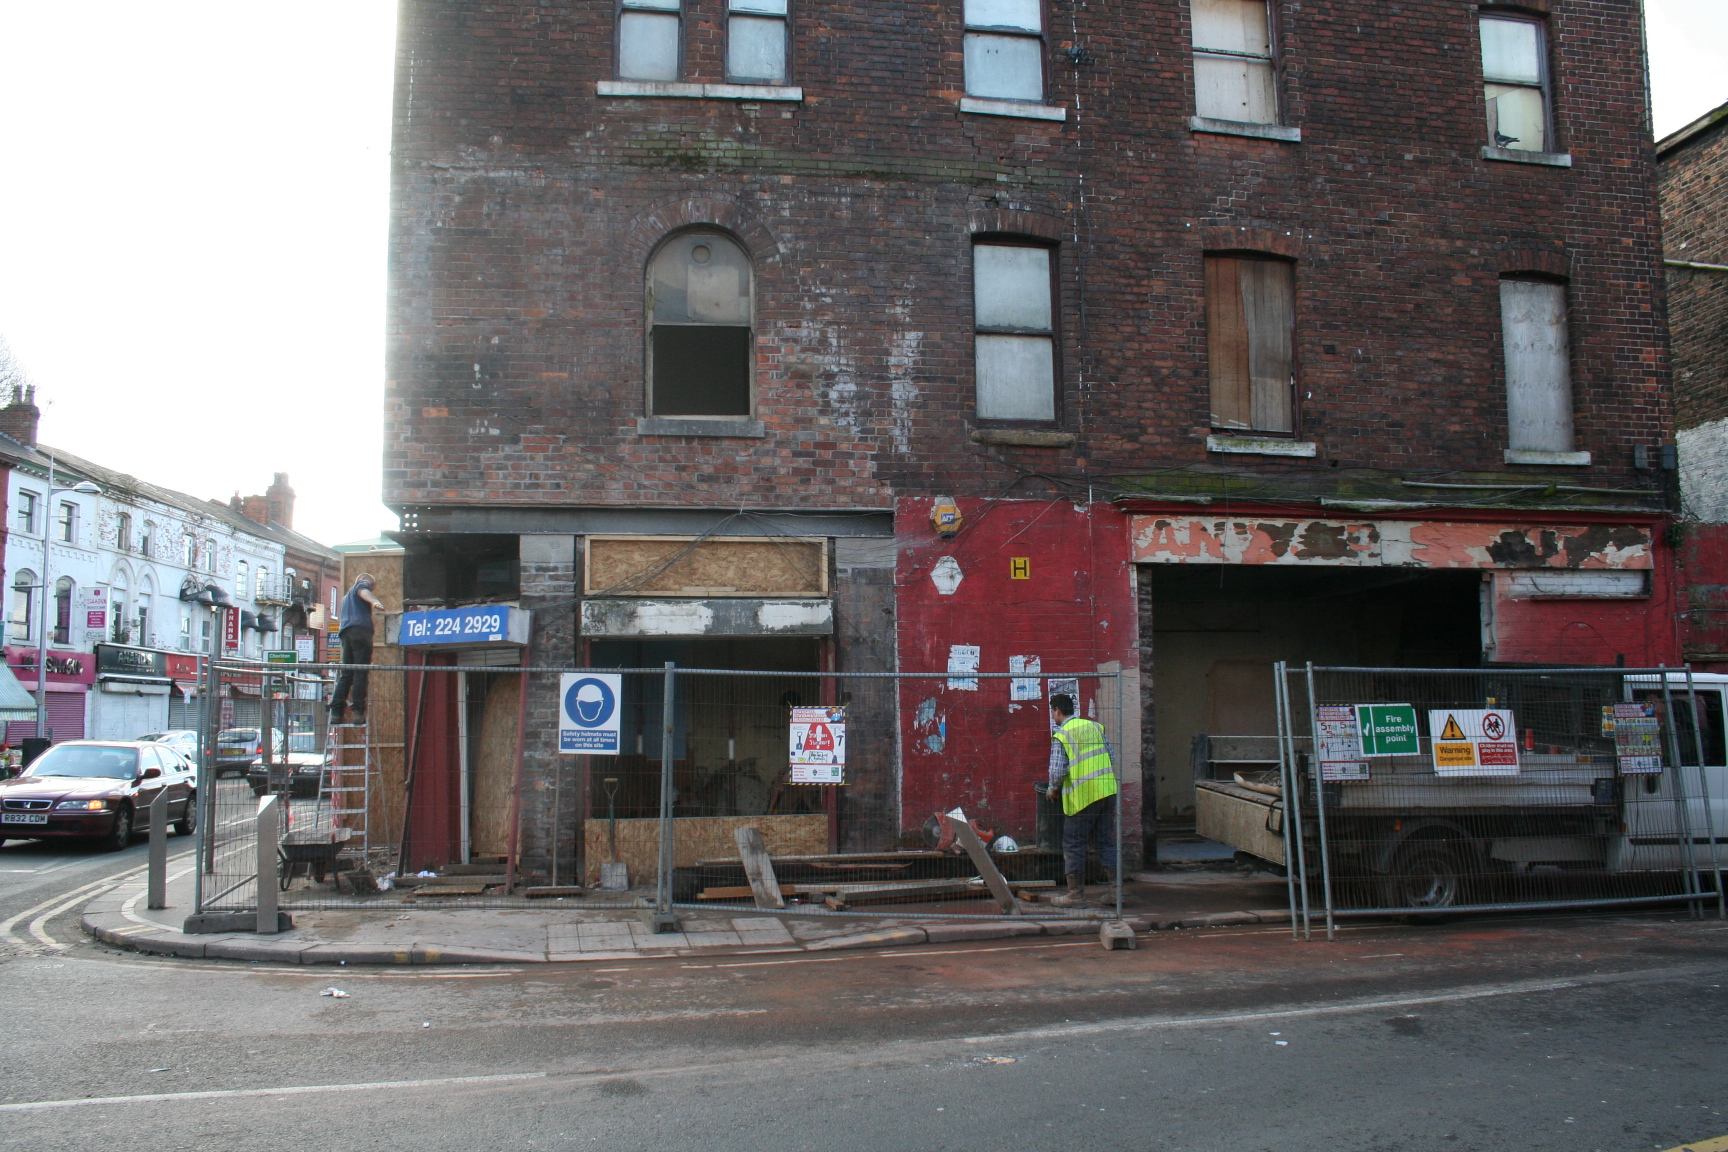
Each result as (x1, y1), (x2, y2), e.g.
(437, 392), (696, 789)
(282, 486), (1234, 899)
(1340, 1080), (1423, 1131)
(1049, 875), (1087, 906)
(330, 707), (346, 726)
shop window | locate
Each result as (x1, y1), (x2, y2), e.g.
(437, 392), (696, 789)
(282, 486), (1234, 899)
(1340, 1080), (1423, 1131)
(973, 240), (1057, 420)
(618, 0), (681, 80)
(1500, 277), (1575, 453)
(964, 0), (1044, 102)
(1480, 13), (1550, 152)
(1205, 254), (1295, 433)
(648, 231), (754, 417)
(729, 0), (788, 82)
(1191, 0), (1277, 124)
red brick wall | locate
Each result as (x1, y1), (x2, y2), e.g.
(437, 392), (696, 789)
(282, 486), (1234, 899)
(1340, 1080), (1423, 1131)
(386, 0), (1671, 512)
(1679, 523), (1728, 667)
(894, 497), (1137, 848)
(1490, 534), (1684, 667)
(1659, 113), (1728, 431)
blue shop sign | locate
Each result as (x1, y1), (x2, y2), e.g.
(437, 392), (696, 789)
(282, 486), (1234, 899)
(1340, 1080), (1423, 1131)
(395, 605), (531, 647)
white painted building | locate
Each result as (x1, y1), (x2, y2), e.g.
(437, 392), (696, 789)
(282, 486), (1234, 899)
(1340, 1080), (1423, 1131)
(2, 443), (291, 741)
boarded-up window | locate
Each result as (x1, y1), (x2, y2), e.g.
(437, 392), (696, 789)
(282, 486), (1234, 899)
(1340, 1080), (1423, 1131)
(1480, 15), (1548, 152)
(1205, 255), (1294, 433)
(728, 0), (787, 82)
(1191, 0), (1277, 124)
(648, 231), (753, 416)
(1500, 278), (1574, 453)
(619, 0), (681, 81)
(974, 241), (1056, 421)
(585, 537), (828, 597)
(963, 0), (1044, 102)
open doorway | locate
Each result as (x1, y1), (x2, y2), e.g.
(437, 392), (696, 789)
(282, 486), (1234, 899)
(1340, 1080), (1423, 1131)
(1144, 566), (1483, 820)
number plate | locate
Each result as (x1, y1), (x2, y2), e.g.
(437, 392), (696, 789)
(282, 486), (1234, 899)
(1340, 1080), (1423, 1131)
(2, 813), (49, 824)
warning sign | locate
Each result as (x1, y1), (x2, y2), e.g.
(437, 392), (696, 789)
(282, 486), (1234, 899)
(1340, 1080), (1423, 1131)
(790, 706), (846, 784)
(1315, 706), (1369, 781)
(1427, 709), (1521, 777)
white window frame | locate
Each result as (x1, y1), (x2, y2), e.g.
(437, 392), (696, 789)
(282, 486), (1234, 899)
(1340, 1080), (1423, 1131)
(963, 0), (1046, 105)
(972, 238), (1059, 422)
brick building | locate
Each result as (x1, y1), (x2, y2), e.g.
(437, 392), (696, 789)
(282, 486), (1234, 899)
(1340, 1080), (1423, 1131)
(385, 0), (1678, 876)
(1658, 99), (1728, 669)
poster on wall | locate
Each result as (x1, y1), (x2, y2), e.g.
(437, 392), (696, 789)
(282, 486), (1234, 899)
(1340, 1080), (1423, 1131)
(80, 588), (108, 644)
(558, 673), (621, 754)
(946, 645), (979, 691)
(1008, 655), (1042, 701)
(789, 706), (846, 784)
(1428, 708), (1521, 776)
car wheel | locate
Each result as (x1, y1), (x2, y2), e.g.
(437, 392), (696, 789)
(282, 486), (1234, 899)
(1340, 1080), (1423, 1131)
(174, 793), (197, 837)
(104, 806), (134, 852)
(1382, 837), (1465, 918)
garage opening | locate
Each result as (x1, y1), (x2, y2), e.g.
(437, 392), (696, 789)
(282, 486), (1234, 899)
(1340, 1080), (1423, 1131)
(1144, 566), (1483, 822)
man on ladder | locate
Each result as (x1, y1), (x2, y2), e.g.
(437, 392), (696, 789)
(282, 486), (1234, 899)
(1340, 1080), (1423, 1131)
(1046, 692), (1119, 907)
(330, 573), (387, 725)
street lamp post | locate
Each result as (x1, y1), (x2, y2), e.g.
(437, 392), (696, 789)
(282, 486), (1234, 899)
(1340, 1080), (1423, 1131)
(33, 454), (101, 742)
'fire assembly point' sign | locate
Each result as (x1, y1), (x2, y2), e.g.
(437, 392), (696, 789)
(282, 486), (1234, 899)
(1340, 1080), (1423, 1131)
(1353, 704), (1420, 757)
(1428, 708), (1520, 776)
(789, 706), (846, 784)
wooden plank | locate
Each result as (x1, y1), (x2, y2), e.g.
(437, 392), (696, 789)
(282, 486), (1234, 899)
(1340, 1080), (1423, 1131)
(697, 884), (795, 901)
(735, 826), (786, 910)
(584, 536), (827, 598)
(410, 883), (489, 896)
(1205, 254), (1251, 430)
(585, 815), (828, 885)
(824, 894), (847, 911)
(522, 886), (587, 898)
(946, 814), (1016, 914)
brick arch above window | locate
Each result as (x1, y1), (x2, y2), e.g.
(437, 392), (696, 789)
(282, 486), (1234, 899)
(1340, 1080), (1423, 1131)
(1498, 245), (1570, 279)
(968, 207), (1066, 242)
(1198, 226), (1303, 258)
(625, 196), (782, 271)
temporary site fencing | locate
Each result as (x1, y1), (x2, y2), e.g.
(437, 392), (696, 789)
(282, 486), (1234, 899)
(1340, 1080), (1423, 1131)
(191, 660), (1128, 922)
(1265, 663), (1728, 940)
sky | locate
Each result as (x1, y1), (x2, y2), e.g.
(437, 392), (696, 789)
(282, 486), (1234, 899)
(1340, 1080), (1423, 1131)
(0, 1), (1723, 551)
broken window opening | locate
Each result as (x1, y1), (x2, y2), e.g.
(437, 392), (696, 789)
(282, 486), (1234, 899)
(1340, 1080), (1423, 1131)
(1191, 0), (1278, 124)
(973, 239), (1057, 421)
(1480, 13), (1550, 152)
(728, 0), (788, 83)
(648, 231), (755, 418)
(963, 0), (1045, 103)
(618, 0), (682, 81)
(1205, 254), (1295, 434)
(1500, 277), (1575, 454)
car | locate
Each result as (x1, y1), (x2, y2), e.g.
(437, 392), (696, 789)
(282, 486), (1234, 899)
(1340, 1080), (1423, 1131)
(0, 741), (197, 851)
(214, 727), (285, 778)
(246, 751), (327, 800)
(139, 729), (201, 766)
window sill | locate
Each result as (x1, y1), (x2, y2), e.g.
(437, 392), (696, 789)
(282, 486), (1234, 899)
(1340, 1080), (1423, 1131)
(1504, 448), (1591, 466)
(1188, 116), (1301, 142)
(1480, 145), (1571, 167)
(970, 429), (1077, 448)
(1207, 434), (1317, 457)
(959, 97), (1067, 122)
(638, 417), (765, 438)
(597, 81), (803, 102)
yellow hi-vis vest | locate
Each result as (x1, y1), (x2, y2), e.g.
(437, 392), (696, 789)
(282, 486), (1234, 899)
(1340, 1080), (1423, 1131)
(1053, 716), (1118, 816)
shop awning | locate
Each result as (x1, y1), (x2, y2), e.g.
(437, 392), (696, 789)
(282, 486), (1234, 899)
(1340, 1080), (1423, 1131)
(0, 660), (39, 720)
(172, 679), (200, 698)
(229, 682), (262, 697)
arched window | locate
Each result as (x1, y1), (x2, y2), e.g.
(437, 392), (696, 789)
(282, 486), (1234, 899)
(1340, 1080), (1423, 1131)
(11, 569), (35, 644)
(137, 576), (154, 648)
(647, 231), (754, 417)
(236, 560), (249, 603)
(53, 577), (73, 646)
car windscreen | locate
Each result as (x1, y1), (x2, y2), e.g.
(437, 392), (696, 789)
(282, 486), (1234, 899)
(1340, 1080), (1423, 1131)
(25, 746), (140, 779)
(219, 730), (259, 742)
(138, 733), (168, 742)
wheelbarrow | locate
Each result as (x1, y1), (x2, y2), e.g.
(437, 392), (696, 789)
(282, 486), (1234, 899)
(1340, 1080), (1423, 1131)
(279, 838), (346, 891)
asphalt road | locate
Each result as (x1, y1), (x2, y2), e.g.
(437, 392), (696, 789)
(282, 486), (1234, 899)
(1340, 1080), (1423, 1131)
(1, 840), (1726, 1152)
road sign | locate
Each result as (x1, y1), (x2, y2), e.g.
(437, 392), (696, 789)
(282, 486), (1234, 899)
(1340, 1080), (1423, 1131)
(265, 650), (296, 664)
(1428, 708), (1520, 776)
(1354, 704), (1419, 756)
(559, 673), (622, 754)
(790, 706), (846, 784)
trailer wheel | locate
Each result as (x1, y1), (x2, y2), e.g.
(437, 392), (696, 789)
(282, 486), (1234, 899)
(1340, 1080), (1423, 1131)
(1383, 837), (1464, 915)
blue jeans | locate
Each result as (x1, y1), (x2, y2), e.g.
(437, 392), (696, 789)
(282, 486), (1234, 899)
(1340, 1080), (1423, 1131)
(1063, 794), (1117, 879)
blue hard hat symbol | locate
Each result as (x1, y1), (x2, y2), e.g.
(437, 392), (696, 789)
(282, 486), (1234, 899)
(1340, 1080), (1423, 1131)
(565, 678), (615, 728)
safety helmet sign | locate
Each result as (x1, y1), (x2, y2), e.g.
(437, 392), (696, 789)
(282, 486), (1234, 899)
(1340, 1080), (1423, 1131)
(559, 673), (622, 755)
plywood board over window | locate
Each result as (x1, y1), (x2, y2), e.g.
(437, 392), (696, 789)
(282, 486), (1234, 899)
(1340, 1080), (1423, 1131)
(585, 536), (828, 598)
(1206, 254), (1295, 433)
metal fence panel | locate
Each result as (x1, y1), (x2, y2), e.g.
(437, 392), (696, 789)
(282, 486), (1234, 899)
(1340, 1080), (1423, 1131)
(1277, 663), (1726, 939)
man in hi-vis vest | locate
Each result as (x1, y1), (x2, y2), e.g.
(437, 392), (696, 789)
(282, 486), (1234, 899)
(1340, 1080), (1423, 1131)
(1047, 693), (1119, 907)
